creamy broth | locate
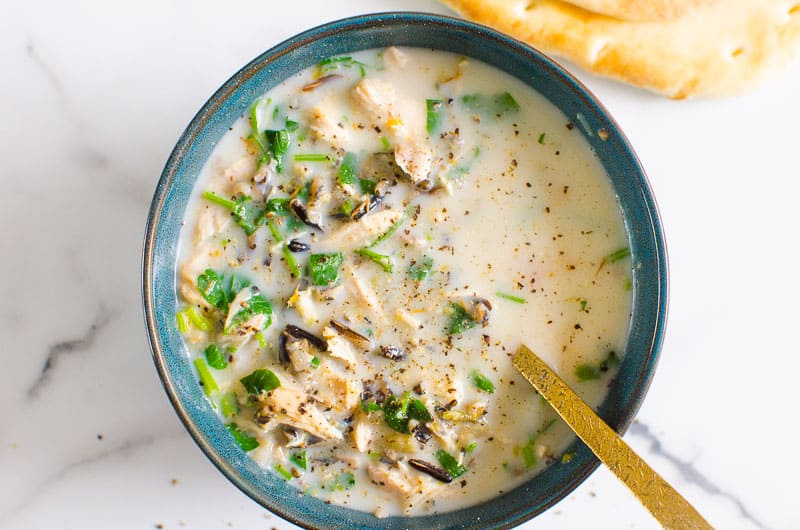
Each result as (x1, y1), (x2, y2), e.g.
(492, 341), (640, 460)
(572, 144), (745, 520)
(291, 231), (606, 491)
(176, 47), (632, 517)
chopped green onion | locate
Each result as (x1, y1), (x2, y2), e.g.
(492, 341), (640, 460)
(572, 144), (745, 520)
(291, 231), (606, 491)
(521, 419), (556, 467)
(380, 135), (391, 150)
(338, 152), (358, 185)
(367, 205), (413, 248)
(185, 306), (212, 331)
(293, 153), (334, 163)
(220, 393), (239, 418)
(240, 369), (281, 395)
(282, 244), (302, 278)
(176, 310), (190, 333)
(248, 98), (270, 167)
(496, 291), (526, 304)
(579, 298), (588, 311)
(274, 464), (293, 481)
(436, 450), (467, 478)
(193, 358), (219, 396)
(606, 247), (631, 263)
(204, 344), (228, 370)
(471, 369), (495, 394)
(355, 248), (393, 273)
(285, 118), (299, 132)
(266, 218), (283, 242)
(319, 56), (366, 77)
(426, 99), (444, 135)
(289, 451), (307, 471)
(538, 133), (546, 144)
(574, 363), (601, 381)
(255, 331), (266, 348)
(226, 423), (259, 451)
(407, 255), (434, 280)
(308, 252), (344, 286)
(311, 356), (321, 369)
(465, 441), (478, 453)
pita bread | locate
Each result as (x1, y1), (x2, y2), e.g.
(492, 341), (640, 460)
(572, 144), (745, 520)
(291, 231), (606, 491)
(440, 0), (800, 98)
(560, 0), (713, 21)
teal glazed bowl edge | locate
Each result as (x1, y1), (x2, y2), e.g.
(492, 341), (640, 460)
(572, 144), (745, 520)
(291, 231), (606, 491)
(142, 12), (668, 530)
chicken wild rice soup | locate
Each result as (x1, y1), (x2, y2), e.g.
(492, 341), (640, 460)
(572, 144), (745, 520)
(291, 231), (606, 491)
(176, 47), (632, 517)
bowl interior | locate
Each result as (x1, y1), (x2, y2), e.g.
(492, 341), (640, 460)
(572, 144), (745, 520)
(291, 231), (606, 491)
(143, 12), (667, 530)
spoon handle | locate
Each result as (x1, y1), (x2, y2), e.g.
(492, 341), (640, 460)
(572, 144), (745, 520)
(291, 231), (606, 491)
(513, 345), (713, 530)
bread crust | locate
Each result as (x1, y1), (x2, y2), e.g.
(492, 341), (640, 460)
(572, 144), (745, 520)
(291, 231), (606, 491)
(441, 0), (800, 98)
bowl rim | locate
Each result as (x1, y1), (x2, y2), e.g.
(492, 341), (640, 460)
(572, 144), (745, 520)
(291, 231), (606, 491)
(143, 11), (668, 529)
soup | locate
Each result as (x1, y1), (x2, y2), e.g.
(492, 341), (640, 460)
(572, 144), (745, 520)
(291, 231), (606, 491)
(175, 47), (632, 517)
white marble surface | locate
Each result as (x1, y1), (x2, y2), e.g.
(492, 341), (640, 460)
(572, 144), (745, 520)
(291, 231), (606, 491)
(2, 1), (799, 528)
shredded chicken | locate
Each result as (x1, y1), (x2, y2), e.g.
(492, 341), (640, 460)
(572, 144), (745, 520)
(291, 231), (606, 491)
(257, 384), (343, 441)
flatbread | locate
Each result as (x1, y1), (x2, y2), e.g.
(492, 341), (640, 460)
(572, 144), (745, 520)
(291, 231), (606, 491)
(440, 0), (800, 98)
(559, 0), (713, 21)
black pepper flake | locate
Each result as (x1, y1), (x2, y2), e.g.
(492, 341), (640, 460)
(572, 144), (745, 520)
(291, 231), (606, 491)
(566, 122), (575, 130)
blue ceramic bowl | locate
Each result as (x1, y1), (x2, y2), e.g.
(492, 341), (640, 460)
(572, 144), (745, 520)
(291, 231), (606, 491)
(143, 12), (667, 529)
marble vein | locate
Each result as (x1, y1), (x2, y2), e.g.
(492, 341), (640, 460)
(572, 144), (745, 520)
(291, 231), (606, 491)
(629, 421), (770, 530)
(0, 432), (183, 526)
(27, 308), (114, 399)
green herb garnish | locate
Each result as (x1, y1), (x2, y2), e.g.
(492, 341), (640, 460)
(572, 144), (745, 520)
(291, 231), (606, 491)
(436, 450), (467, 478)
(368, 206), (413, 248)
(471, 369), (495, 394)
(308, 252), (344, 286)
(496, 291), (526, 304)
(447, 302), (476, 335)
(319, 56), (366, 77)
(289, 451), (307, 471)
(461, 92), (520, 116)
(224, 291), (273, 335)
(538, 133), (546, 144)
(521, 419), (556, 468)
(382, 393), (431, 434)
(358, 178), (376, 195)
(282, 244), (302, 278)
(407, 255), (434, 280)
(331, 472), (356, 490)
(338, 152), (358, 185)
(240, 368), (281, 395)
(265, 129), (290, 172)
(355, 248), (393, 273)
(285, 118), (299, 132)
(193, 358), (218, 396)
(248, 98), (270, 167)
(226, 423), (259, 452)
(465, 441), (478, 453)
(574, 363), (601, 381)
(310, 356), (321, 369)
(220, 393), (239, 418)
(361, 401), (382, 413)
(204, 344), (228, 369)
(293, 153), (334, 163)
(203, 191), (265, 236)
(426, 99), (444, 135)
(493, 91), (520, 114)
(176, 310), (189, 333)
(274, 464), (293, 481)
(605, 247), (631, 263)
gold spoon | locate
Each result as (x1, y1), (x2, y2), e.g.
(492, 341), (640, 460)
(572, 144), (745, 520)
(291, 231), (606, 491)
(513, 345), (713, 529)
